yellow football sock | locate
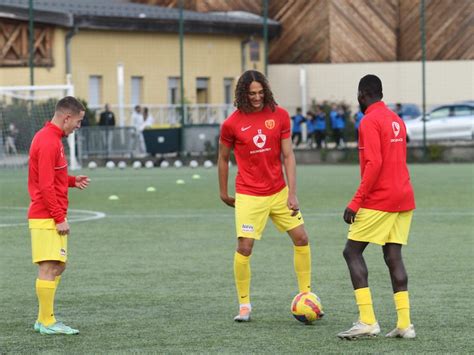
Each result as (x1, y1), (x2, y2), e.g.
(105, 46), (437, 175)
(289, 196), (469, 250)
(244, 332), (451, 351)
(394, 291), (411, 329)
(355, 287), (377, 325)
(36, 279), (57, 326)
(294, 245), (311, 293)
(55, 276), (61, 288)
(234, 252), (251, 305)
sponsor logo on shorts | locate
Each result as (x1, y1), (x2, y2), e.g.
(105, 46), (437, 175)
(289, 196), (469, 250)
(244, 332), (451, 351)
(242, 224), (254, 232)
(60, 248), (66, 256)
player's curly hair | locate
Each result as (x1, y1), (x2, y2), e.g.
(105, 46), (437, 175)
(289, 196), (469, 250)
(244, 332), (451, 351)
(234, 70), (277, 113)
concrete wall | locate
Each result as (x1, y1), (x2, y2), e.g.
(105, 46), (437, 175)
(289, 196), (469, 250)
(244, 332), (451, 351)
(269, 60), (474, 113)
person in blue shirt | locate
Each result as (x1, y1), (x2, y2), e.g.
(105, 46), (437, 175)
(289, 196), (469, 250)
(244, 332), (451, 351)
(291, 107), (306, 147)
(353, 110), (364, 144)
(314, 105), (327, 149)
(395, 103), (404, 120)
(305, 110), (316, 148)
(330, 104), (346, 148)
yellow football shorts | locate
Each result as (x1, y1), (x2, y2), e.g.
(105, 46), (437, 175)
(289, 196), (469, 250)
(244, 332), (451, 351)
(235, 186), (304, 240)
(348, 208), (414, 246)
(29, 219), (68, 264)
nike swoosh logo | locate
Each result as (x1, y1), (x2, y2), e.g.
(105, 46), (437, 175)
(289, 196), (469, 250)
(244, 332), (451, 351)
(241, 126), (251, 131)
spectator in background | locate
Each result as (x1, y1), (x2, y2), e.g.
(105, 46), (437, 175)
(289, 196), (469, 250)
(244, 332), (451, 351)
(131, 105), (146, 156)
(291, 107), (305, 147)
(99, 104), (115, 155)
(354, 110), (364, 144)
(395, 103), (404, 120)
(330, 104), (346, 149)
(99, 104), (116, 127)
(305, 111), (316, 148)
(314, 105), (327, 149)
(143, 107), (154, 130)
(5, 122), (18, 154)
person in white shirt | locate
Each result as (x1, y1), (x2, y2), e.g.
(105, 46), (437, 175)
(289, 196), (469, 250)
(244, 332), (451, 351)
(131, 105), (146, 155)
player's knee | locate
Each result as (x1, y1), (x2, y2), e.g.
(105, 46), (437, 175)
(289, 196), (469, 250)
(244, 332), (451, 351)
(294, 233), (308, 246)
(342, 246), (353, 261)
(237, 246), (252, 257)
(55, 262), (66, 276)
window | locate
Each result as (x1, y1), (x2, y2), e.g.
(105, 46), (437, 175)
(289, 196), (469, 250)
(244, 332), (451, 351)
(131, 76), (143, 105)
(224, 78), (234, 105)
(168, 77), (181, 104)
(88, 75), (102, 107)
(454, 105), (473, 117)
(196, 77), (209, 104)
(429, 107), (450, 120)
(249, 41), (260, 62)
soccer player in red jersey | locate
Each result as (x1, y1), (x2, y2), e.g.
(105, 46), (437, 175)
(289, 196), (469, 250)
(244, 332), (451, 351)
(218, 70), (316, 322)
(28, 96), (90, 335)
(337, 75), (416, 339)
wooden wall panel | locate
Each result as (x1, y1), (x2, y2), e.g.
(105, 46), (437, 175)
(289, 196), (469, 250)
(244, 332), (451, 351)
(133, 0), (474, 62)
(329, 0), (398, 63)
(399, 0), (474, 61)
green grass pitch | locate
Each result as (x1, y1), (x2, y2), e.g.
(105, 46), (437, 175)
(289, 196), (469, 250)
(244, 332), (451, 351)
(0, 164), (473, 353)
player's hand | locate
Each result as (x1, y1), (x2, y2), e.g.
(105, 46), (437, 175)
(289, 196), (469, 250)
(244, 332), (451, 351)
(75, 175), (90, 190)
(287, 193), (300, 216)
(343, 207), (356, 224)
(220, 194), (235, 208)
(56, 221), (70, 235)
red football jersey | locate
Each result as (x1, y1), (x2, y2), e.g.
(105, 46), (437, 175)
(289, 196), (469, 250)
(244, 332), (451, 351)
(28, 122), (76, 224)
(220, 106), (291, 196)
(348, 101), (416, 213)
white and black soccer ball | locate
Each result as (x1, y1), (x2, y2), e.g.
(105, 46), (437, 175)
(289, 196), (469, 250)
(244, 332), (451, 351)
(88, 161), (97, 170)
(132, 161), (142, 169)
(189, 160), (199, 169)
(118, 161), (127, 169)
(203, 160), (213, 169)
(145, 160), (154, 169)
(174, 160), (183, 168)
(106, 161), (115, 169)
(160, 160), (170, 168)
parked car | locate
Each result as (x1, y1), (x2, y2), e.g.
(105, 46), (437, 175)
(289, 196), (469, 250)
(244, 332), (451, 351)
(388, 103), (421, 120)
(404, 103), (474, 142)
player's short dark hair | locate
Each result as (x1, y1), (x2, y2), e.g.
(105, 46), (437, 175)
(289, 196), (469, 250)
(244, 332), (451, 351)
(234, 70), (277, 113)
(55, 96), (85, 114)
(358, 74), (383, 99)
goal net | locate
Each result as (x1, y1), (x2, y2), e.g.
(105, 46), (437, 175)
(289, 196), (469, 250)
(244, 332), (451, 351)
(0, 85), (79, 170)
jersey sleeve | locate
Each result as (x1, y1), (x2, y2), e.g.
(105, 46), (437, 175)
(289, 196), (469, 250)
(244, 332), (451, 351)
(219, 120), (234, 148)
(348, 119), (383, 212)
(281, 110), (291, 139)
(37, 142), (66, 224)
(68, 175), (76, 187)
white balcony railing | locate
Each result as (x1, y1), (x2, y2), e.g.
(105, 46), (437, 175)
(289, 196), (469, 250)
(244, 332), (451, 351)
(89, 104), (235, 126)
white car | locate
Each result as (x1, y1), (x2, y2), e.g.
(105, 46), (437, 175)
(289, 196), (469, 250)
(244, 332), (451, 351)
(405, 103), (474, 142)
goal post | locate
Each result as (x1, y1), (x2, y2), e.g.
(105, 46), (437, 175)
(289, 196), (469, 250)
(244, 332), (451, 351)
(0, 84), (80, 170)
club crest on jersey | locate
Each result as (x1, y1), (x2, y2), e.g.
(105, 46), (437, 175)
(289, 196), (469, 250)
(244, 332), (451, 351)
(253, 129), (266, 148)
(392, 122), (400, 137)
(265, 119), (275, 129)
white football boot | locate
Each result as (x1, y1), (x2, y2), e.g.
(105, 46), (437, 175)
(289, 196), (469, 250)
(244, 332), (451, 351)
(385, 324), (416, 339)
(337, 320), (380, 340)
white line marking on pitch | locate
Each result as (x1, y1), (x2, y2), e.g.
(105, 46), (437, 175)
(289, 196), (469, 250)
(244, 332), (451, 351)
(0, 208), (106, 228)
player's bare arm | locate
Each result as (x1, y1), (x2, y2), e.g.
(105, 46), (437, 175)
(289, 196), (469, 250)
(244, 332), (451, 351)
(281, 137), (299, 216)
(218, 142), (235, 207)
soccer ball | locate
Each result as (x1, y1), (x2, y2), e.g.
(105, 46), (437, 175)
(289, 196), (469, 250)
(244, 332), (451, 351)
(174, 160), (183, 168)
(132, 161), (142, 169)
(189, 160), (198, 169)
(118, 161), (127, 169)
(145, 160), (154, 169)
(106, 161), (115, 169)
(160, 160), (170, 168)
(88, 161), (97, 170)
(203, 160), (213, 169)
(291, 292), (324, 324)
